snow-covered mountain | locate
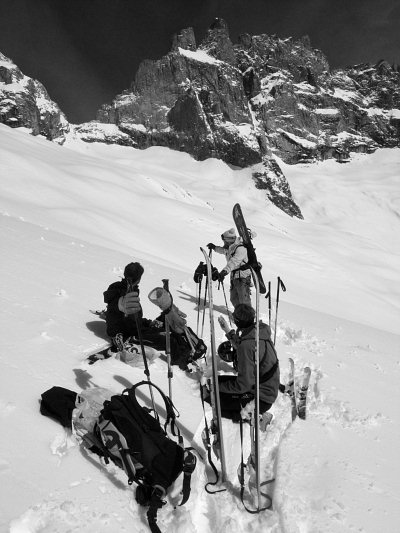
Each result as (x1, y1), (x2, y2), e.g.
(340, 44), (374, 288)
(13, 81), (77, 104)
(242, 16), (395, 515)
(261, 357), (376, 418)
(0, 123), (399, 533)
(1, 19), (399, 220)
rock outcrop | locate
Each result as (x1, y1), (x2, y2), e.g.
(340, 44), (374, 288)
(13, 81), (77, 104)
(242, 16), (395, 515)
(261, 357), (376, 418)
(90, 20), (399, 217)
(0, 52), (69, 142)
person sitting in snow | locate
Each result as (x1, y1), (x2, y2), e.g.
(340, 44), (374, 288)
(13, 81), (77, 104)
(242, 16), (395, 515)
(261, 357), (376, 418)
(103, 261), (165, 351)
(204, 304), (279, 422)
(207, 228), (253, 308)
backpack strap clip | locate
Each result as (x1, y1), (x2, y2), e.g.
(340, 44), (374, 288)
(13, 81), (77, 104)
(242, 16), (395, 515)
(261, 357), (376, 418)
(179, 449), (197, 506)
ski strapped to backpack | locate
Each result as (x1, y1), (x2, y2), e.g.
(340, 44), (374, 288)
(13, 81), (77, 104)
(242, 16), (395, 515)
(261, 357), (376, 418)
(232, 203), (266, 294)
(92, 381), (197, 533)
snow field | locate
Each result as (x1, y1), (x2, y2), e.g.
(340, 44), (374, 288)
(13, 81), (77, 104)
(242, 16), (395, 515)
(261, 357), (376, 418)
(0, 124), (399, 532)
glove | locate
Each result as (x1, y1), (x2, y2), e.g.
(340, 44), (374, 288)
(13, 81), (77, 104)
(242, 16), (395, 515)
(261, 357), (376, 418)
(165, 304), (187, 334)
(218, 315), (230, 334)
(193, 261), (207, 283)
(218, 269), (227, 282)
(149, 319), (163, 329)
(207, 243), (216, 251)
(201, 382), (211, 401)
(118, 291), (141, 315)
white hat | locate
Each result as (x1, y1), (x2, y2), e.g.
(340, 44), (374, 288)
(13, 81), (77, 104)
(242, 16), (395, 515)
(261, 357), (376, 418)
(221, 228), (236, 242)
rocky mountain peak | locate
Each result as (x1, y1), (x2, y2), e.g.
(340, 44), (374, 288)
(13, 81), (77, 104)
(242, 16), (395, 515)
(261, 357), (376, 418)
(199, 18), (236, 65)
(171, 27), (197, 52)
(0, 52), (69, 142)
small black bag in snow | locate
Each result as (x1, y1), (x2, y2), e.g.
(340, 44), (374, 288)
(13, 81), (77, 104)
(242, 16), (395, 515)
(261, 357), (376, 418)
(148, 287), (207, 369)
(170, 326), (207, 369)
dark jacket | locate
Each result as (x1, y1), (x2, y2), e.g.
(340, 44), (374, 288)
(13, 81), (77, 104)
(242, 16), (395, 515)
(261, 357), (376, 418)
(218, 322), (279, 405)
(103, 280), (144, 339)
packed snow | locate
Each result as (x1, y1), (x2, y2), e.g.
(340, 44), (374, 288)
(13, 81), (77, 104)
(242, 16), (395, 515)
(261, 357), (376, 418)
(178, 48), (221, 66)
(0, 123), (399, 533)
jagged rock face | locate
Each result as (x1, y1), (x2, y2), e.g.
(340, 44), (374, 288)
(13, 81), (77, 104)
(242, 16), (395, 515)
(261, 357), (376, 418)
(237, 36), (400, 163)
(97, 23), (260, 168)
(0, 53), (69, 142)
(1, 20), (399, 219)
(92, 20), (399, 218)
(95, 20), (302, 217)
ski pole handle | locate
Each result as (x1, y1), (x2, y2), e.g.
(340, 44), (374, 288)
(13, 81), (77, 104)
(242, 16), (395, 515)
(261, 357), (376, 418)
(278, 277), (286, 292)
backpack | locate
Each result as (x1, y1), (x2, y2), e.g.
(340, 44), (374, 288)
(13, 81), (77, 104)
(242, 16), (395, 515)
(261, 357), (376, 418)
(170, 326), (207, 370)
(91, 381), (197, 533)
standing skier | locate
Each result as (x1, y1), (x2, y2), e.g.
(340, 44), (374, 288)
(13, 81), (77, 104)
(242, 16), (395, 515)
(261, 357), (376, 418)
(207, 228), (253, 308)
(103, 262), (165, 350)
(204, 304), (279, 421)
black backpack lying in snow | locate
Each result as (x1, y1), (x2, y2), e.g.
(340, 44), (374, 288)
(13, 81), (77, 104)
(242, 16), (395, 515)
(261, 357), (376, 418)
(170, 326), (207, 370)
(40, 382), (196, 533)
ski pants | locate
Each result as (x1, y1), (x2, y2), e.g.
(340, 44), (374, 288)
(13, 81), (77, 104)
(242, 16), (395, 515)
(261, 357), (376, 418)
(205, 376), (272, 422)
(230, 276), (251, 309)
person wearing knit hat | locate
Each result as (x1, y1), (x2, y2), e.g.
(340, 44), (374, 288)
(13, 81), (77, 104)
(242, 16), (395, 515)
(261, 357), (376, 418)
(203, 303), (280, 421)
(102, 261), (165, 352)
(207, 228), (253, 308)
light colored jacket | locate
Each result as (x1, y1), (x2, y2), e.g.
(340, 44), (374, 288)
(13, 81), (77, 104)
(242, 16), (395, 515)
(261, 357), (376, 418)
(214, 237), (251, 279)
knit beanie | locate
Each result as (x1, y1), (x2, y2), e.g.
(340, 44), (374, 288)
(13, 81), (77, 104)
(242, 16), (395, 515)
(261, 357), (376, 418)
(124, 262), (144, 282)
(233, 304), (256, 328)
(221, 228), (236, 242)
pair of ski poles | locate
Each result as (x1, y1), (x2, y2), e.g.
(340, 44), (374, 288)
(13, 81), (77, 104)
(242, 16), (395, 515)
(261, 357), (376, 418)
(125, 278), (159, 418)
(266, 276), (286, 344)
(195, 251), (232, 338)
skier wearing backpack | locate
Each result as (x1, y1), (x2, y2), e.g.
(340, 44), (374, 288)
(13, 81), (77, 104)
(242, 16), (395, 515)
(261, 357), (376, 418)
(103, 262), (165, 351)
(207, 228), (253, 308)
(204, 304), (279, 421)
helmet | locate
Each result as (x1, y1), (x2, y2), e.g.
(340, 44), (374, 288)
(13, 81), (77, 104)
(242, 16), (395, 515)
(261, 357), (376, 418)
(217, 341), (236, 363)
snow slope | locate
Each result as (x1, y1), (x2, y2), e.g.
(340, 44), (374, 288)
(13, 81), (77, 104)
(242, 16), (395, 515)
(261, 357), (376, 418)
(0, 123), (399, 533)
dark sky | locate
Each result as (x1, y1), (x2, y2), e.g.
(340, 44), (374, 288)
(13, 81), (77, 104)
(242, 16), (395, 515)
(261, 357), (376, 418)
(0, 0), (399, 123)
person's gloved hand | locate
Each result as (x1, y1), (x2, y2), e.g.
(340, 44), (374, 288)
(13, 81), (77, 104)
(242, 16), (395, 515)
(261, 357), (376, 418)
(218, 269), (227, 282)
(149, 319), (163, 329)
(218, 315), (230, 334)
(165, 304), (187, 333)
(118, 291), (141, 315)
(207, 243), (216, 251)
(200, 381), (211, 401)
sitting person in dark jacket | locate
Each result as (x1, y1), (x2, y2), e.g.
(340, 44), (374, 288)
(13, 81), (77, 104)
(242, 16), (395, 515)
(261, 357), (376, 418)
(103, 261), (165, 351)
(205, 304), (280, 421)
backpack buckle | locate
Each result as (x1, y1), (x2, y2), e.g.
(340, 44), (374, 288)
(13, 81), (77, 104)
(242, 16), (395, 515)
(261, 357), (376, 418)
(183, 450), (197, 474)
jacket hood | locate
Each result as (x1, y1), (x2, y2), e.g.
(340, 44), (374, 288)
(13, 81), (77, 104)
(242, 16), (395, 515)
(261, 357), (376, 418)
(240, 321), (272, 341)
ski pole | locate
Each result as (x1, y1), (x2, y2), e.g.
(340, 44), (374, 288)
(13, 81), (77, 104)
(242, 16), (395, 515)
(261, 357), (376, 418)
(133, 313), (158, 417)
(126, 278), (158, 417)
(273, 277), (286, 344)
(162, 279), (173, 401)
(265, 281), (272, 327)
(251, 267), (262, 511)
(200, 250), (212, 339)
(196, 275), (203, 336)
(220, 280), (232, 326)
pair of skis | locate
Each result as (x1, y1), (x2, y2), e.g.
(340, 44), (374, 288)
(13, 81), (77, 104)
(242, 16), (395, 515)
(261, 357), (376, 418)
(287, 358), (311, 421)
(200, 204), (270, 511)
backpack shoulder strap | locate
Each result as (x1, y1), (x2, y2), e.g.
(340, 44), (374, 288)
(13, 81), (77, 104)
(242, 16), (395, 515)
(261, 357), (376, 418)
(259, 339), (279, 384)
(127, 382), (182, 442)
